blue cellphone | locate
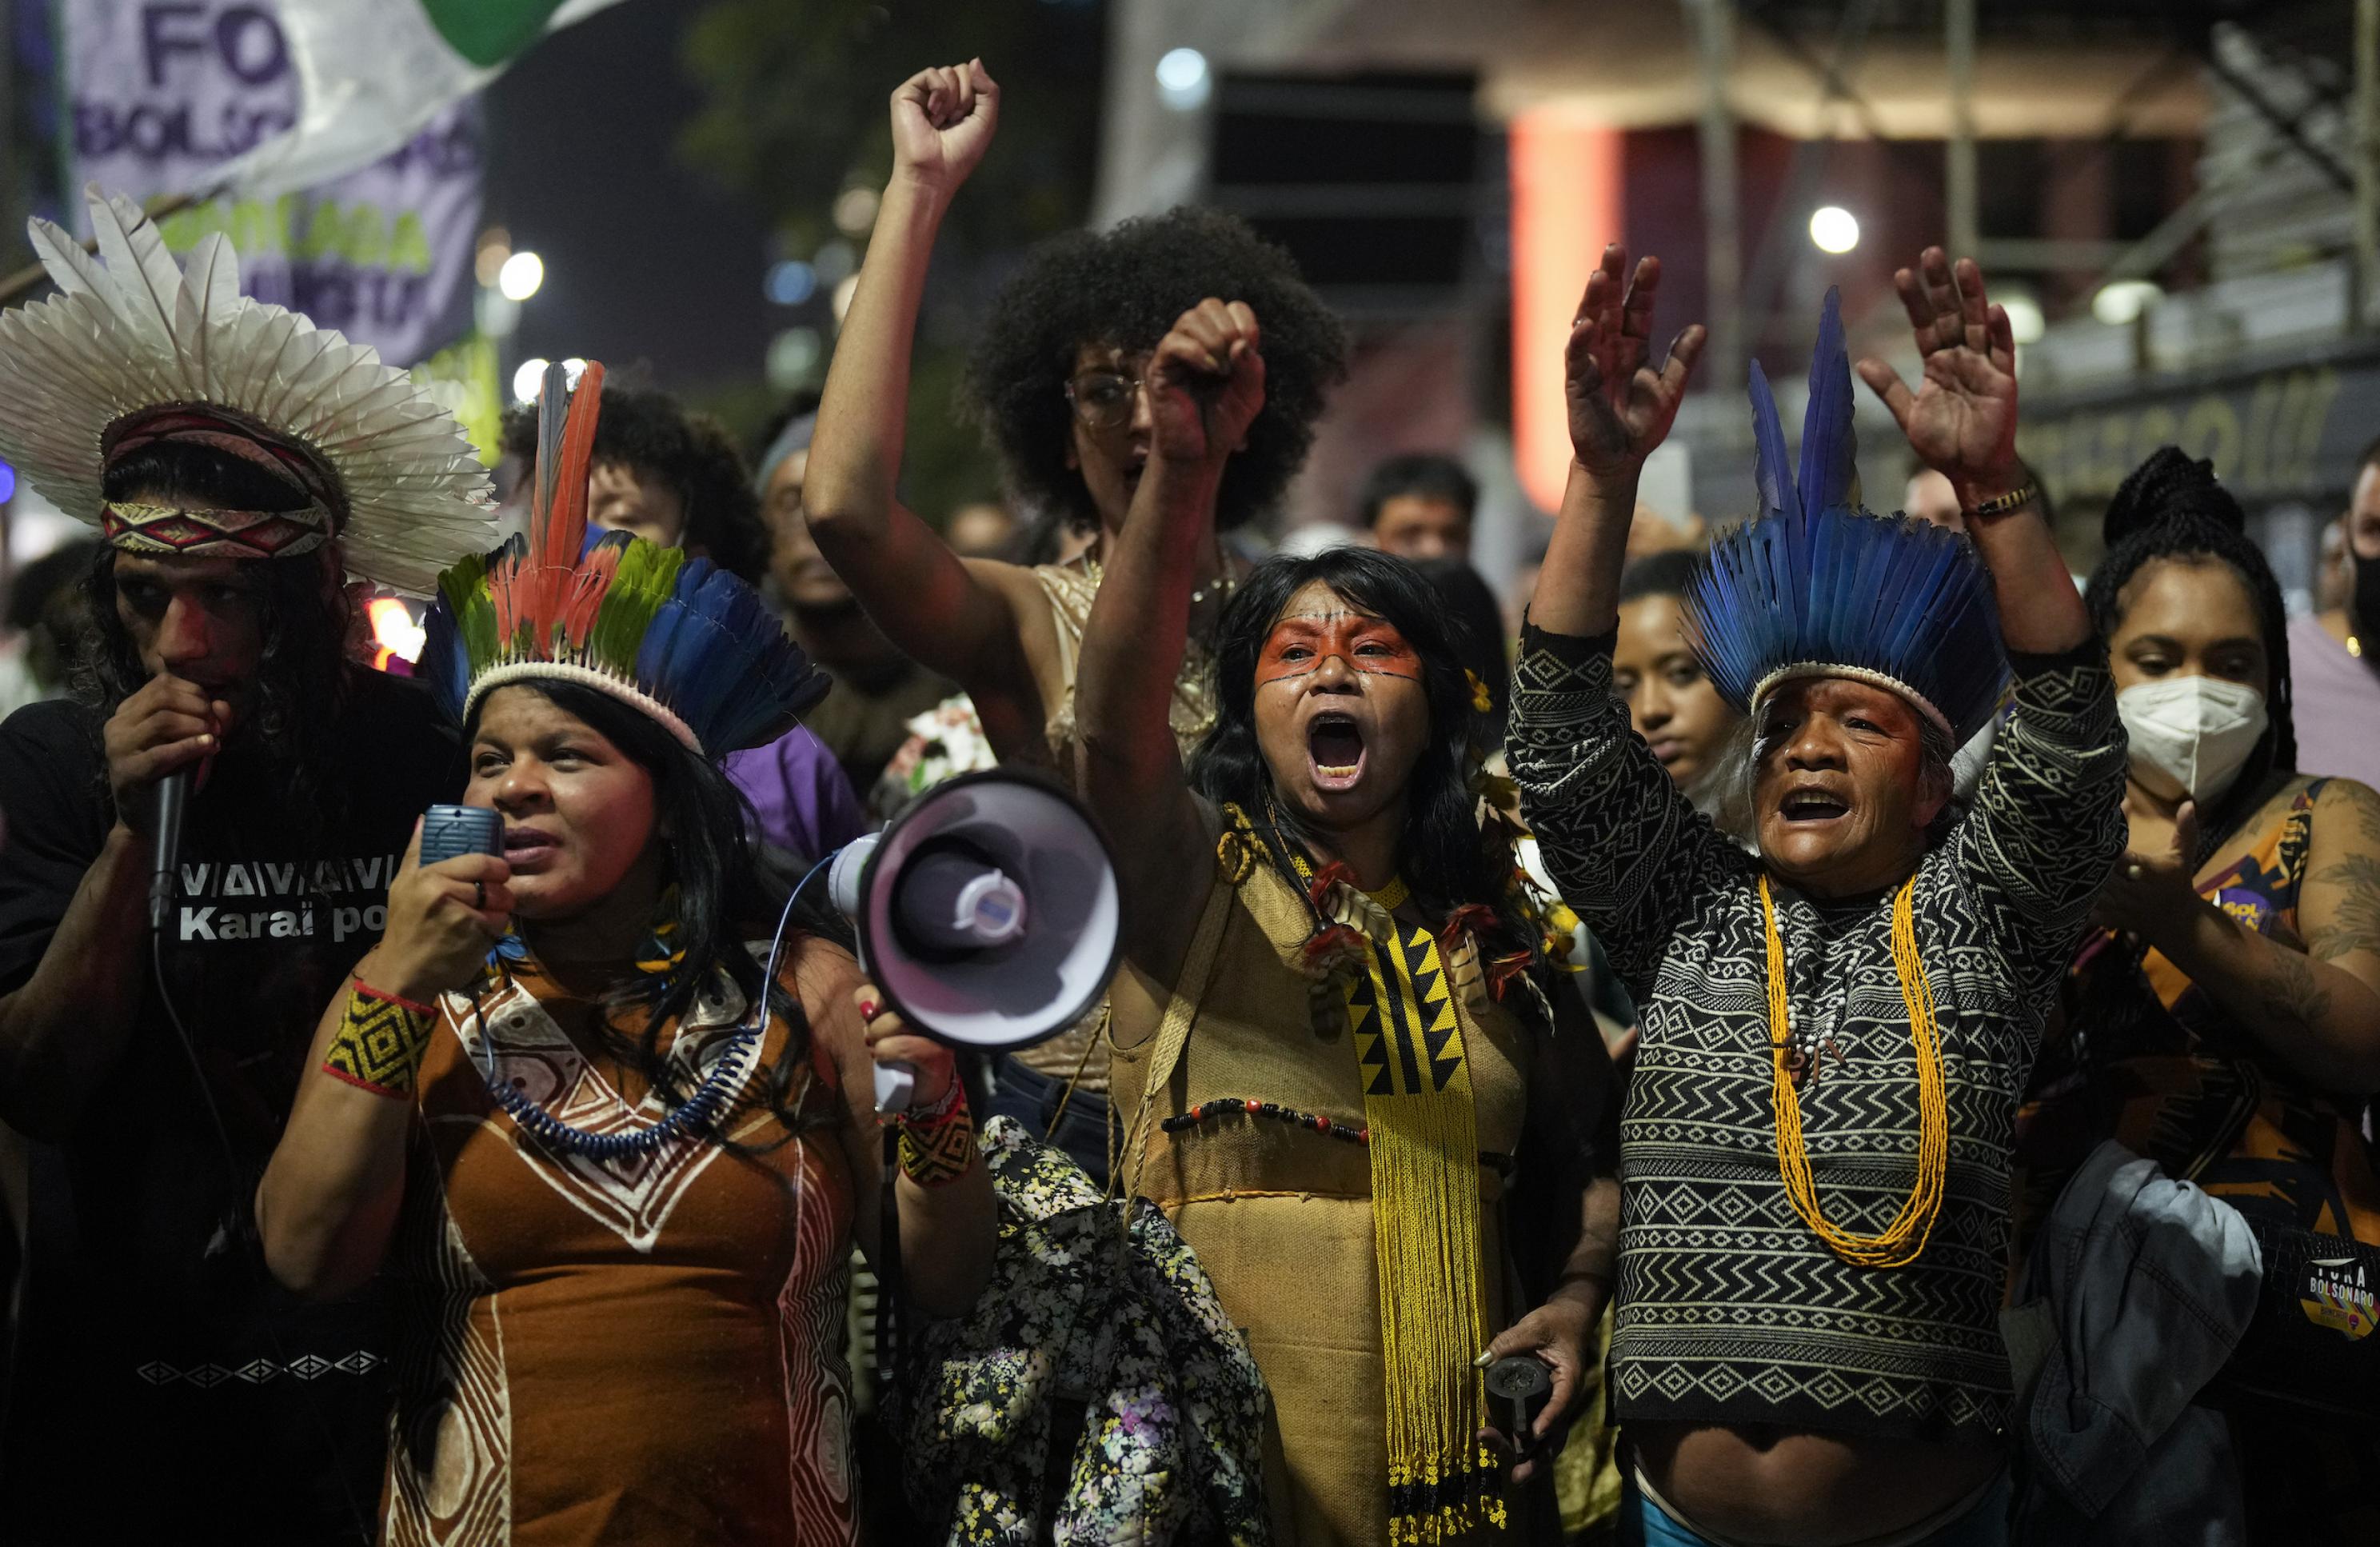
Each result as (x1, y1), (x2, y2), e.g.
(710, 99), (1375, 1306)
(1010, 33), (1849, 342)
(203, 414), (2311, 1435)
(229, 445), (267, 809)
(421, 804), (503, 865)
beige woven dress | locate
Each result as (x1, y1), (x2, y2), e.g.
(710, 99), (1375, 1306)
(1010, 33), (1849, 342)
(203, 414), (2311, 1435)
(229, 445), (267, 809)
(1107, 829), (1531, 1545)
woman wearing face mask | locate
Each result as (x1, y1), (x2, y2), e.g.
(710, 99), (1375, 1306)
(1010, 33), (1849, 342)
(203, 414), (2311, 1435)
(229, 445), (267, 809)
(2011, 446), (2380, 1538)
(803, 62), (1347, 1178)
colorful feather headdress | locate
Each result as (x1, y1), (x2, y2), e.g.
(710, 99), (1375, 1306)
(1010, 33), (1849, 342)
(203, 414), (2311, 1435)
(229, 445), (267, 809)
(1683, 289), (2009, 744)
(0, 185), (494, 595)
(417, 361), (828, 757)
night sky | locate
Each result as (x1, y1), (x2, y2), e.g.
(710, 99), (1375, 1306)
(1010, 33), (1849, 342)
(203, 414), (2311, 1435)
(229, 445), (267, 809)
(481, 0), (768, 396)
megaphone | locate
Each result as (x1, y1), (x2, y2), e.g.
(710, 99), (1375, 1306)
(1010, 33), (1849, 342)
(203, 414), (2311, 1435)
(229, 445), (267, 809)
(828, 770), (1123, 1113)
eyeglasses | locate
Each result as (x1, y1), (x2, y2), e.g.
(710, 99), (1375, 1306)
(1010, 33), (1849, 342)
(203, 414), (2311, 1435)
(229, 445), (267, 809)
(1063, 368), (1147, 431)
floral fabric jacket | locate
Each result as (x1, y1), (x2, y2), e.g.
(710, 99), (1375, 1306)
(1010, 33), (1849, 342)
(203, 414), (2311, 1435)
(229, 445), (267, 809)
(886, 1117), (1272, 1545)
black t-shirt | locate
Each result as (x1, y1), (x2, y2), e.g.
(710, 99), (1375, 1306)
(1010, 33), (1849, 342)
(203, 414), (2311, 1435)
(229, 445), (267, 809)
(0, 668), (457, 1545)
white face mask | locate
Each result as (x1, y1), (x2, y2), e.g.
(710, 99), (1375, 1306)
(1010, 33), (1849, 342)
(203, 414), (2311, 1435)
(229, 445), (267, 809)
(2117, 676), (2269, 804)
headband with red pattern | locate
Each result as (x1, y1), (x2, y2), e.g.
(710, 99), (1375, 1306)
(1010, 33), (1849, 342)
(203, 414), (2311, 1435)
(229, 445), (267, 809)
(97, 406), (343, 562)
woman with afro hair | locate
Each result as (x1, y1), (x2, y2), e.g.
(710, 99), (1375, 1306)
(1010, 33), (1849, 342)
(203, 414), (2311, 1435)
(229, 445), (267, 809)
(805, 60), (1347, 1169)
(2010, 447), (2380, 1538)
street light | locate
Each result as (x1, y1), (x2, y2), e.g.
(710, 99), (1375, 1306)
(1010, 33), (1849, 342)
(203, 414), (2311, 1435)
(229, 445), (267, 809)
(2001, 294), (2046, 345)
(512, 358), (549, 403)
(2091, 279), (2162, 326)
(498, 250), (545, 302)
(1156, 47), (1211, 111)
(1808, 206), (1860, 255)
(765, 260), (817, 306)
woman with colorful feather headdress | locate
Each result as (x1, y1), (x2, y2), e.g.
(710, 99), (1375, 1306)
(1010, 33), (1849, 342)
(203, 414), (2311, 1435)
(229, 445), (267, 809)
(1508, 246), (2129, 1546)
(255, 362), (995, 1545)
(1074, 284), (1620, 1541)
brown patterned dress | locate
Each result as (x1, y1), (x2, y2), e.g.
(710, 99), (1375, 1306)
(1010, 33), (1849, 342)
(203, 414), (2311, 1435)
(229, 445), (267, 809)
(380, 958), (861, 1546)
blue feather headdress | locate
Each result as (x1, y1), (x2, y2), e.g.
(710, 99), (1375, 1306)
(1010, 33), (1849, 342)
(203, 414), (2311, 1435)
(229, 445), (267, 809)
(416, 361), (828, 757)
(1682, 290), (2009, 743)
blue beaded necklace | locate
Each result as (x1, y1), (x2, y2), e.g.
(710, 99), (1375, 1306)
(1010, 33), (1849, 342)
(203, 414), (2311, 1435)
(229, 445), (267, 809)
(466, 900), (771, 1162)
(464, 859), (825, 1161)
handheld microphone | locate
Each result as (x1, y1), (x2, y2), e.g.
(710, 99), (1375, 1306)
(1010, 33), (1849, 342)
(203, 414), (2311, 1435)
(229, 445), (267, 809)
(149, 769), (190, 933)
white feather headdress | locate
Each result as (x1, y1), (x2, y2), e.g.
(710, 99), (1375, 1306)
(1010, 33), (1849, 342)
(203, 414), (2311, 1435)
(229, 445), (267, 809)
(0, 185), (495, 595)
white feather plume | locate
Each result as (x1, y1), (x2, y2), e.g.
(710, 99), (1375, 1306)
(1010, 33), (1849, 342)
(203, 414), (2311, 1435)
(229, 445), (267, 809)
(0, 184), (494, 595)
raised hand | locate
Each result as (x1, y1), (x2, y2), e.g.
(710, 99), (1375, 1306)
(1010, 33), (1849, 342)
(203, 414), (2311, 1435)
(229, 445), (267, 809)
(2094, 799), (2207, 949)
(1146, 298), (1266, 467)
(1567, 245), (1706, 483)
(1855, 248), (2023, 503)
(890, 59), (1000, 194)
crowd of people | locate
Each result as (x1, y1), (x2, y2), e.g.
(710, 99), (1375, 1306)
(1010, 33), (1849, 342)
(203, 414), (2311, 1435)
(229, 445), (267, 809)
(0, 54), (2373, 1547)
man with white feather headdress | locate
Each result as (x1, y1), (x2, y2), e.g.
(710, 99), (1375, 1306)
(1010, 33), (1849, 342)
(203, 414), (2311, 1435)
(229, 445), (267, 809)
(0, 187), (494, 1544)
(1502, 246), (2127, 1545)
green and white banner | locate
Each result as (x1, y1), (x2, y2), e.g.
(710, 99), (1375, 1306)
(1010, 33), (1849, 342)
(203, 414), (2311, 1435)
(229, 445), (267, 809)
(209, 0), (627, 197)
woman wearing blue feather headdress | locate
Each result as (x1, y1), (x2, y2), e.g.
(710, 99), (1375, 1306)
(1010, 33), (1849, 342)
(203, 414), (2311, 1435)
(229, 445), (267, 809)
(1508, 245), (2129, 1546)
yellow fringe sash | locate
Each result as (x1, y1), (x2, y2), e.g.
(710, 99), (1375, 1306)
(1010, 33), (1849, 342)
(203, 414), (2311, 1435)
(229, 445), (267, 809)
(1344, 919), (1505, 1542)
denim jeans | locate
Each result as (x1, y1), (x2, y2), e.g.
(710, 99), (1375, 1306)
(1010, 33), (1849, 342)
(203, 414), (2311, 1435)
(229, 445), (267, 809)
(984, 1053), (1112, 1187)
(1622, 1469), (2011, 1547)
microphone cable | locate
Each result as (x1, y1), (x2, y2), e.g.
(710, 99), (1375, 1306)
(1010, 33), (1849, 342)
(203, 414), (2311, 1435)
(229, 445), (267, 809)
(151, 917), (377, 1545)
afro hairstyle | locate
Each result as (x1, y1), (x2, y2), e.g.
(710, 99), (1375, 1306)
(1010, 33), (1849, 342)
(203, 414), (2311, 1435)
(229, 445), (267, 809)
(500, 383), (770, 583)
(963, 205), (1348, 535)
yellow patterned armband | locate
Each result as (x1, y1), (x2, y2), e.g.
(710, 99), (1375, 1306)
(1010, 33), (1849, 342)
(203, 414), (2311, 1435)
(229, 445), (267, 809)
(322, 982), (437, 1099)
(894, 1083), (977, 1187)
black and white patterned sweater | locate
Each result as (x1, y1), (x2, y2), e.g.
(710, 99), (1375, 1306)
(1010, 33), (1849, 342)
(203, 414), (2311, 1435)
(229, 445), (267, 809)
(1509, 622), (2127, 1443)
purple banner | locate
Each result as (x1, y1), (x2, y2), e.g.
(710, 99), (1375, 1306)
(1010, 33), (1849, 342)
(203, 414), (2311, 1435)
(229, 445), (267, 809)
(65, 1), (480, 366)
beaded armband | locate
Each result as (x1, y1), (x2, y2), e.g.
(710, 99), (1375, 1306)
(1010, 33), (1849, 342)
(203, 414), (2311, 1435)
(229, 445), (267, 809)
(322, 982), (438, 1100)
(894, 1081), (976, 1187)
(1963, 483), (2039, 522)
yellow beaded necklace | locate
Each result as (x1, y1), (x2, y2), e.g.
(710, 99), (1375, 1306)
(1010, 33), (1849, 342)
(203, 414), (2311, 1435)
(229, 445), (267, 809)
(1756, 873), (1949, 1269)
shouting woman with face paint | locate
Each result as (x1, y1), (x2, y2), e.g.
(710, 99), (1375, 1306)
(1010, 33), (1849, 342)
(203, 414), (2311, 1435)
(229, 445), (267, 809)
(802, 61), (1348, 1182)
(1511, 248), (2131, 1547)
(2011, 447), (2380, 1539)
(1074, 296), (1620, 1543)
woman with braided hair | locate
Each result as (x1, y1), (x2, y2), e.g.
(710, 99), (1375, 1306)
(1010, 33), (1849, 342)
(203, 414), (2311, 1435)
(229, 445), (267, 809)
(2011, 446), (2380, 1538)
(1075, 296), (1617, 1543)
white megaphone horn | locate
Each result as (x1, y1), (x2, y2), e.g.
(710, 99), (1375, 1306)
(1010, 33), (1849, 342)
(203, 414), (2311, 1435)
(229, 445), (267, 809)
(827, 770), (1123, 1113)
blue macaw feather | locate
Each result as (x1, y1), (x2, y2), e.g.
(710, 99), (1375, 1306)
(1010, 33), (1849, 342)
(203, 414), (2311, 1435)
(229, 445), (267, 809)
(1747, 359), (1800, 529)
(1797, 288), (1856, 522)
(1684, 299), (2010, 743)
(413, 360), (829, 755)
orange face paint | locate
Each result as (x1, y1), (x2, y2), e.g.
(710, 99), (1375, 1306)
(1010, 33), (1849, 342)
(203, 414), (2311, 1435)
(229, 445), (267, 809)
(1256, 611), (1424, 686)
